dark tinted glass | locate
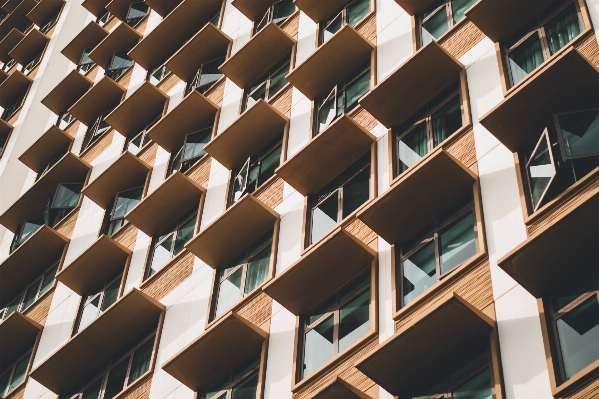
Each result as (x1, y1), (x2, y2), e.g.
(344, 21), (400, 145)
(342, 168), (369, 217)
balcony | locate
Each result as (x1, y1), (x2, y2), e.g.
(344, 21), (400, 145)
(392, 0), (436, 15)
(1, 0), (22, 13)
(480, 48), (599, 153)
(356, 293), (494, 398)
(61, 21), (108, 65)
(147, 89), (218, 153)
(0, 28), (24, 63)
(0, 313), (41, 371)
(144, 0), (181, 17)
(104, 81), (168, 137)
(30, 288), (164, 394)
(186, 195), (279, 268)
(231, 0), (277, 21)
(125, 172), (205, 237)
(26, 0), (65, 29)
(41, 70), (93, 116)
(293, 0), (347, 23)
(286, 24), (373, 101)
(162, 311), (267, 392)
(18, 125), (73, 174)
(263, 228), (375, 315)
(69, 76), (125, 126)
(219, 22), (295, 89)
(0, 0), (38, 40)
(204, 99), (287, 170)
(308, 377), (372, 399)
(166, 23), (231, 83)
(88, 21), (141, 70)
(9, 28), (48, 66)
(360, 41), (463, 128)
(57, 235), (131, 295)
(105, 0), (143, 21)
(81, 0), (111, 17)
(129, 0), (222, 72)
(357, 149), (476, 244)
(0, 70), (32, 114)
(276, 115), (375, 195)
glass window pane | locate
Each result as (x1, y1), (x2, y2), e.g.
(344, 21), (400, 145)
(439, 211), (476, 274)
(246, 81), (267, 109)
(553, 277), (598, 311)
(432, 95), (462, 147)
(104, 359), (129, 399)
(149, 235), (173, 276)
(508, 34), (544, 85)
(40, 264), (58, 296)
(113, 188), (143, 219)
(311, 192), (339, 244)
(183, 130), (210, 162)
(244, 247), (271, 295)
(273, 0), (295, 24)
(527, 132), (555, 209)
(317, 89), (337, 133)
(199, 58), (223, 90)
(81, 378), (102, 399)
(78, 296), (100, 332)
(127, 2), (148, 19)
(129, 339), (153, 383)
(215, 268), (243, 318)
(110, 52), (133, 71)
(398, 122), (428, 173)
(345, 71), (370, 113)
(53, 184), (82, 208)
(545, 4), (581, 55)
(323, 12), (343, 42)
(232, 159), (250, 203)
(558, 110), (599, 159)
(308, 300), (335, 326)
(0, 369), (10, 398)
(268, 63), (290, 99)
(258, 145), (282, 186)
(348, 0), (370, 26)
(231, 371), (259, 399)
(421, 7), (449, 45)
(100, 279), (120, 312)
(173, 216), (196, 256)
(8, 354), (30, 391)
(21, 280), (40, 311)
(255, 9), (270, 33)
(19, 219), (43, 245)
(451, 0), (476, 24)
(452, 368), (493, 399)
(342, 168), (369, 217)
(303, 315), (334, 378)
(4, 296), (21, 320)
(403, 242), (437, 305)
(557, 296), (599, 379)
(338, 289), (370, 352)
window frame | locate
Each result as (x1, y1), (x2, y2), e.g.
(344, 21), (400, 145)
(124, 1), (148, 27)
(185, 54), (226, 96)
(253, 0), (296, 35)
(105, 51), (133, 81)
(554, 107), (599, 161)
(242, 57), (291, 112)
(146, 64), (171, 86)
(82, 110), (114, 151)
(97, 11), (114, 27)
(102, 186), (144, 236)
(524, 129), (557, 212)
(318, 0), (372, 45)
(78, 47), (95, 74)
(417, 0), (462, 48)
(202, 354), (262, 399)
(167, 126), (213, 176)
(73, 273), (124, 334)
(123, 114), (160, 155)
(0, 350), (33, 398)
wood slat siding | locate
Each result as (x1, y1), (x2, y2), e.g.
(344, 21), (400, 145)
(55, 208), (80, 239)
(65, 120), (81, 139)
(138, 142), (158, 166)
(568, 378), (599, 399)
(157, 72), (181, 94)
(28, 64), (41, 80)
(395, 257), (493, 331)
(135, 17), (149, 36)
(254, 177), (284, 208)
(281, 11), (300, 40)
(345, 218), (377, 250)
(293, 336), (378, 399)
(236, 291), (273, 327)
(575, 31), (599, 68)
(119, 374), (152, 399)
(439, 20), (486, 59)
(112, 223), (138, 250)
(349, 106), (378, 131)
(186, 155), (212, 187)
(5, 383), (26, 399)
(104, 17), (119, 31)
(81, 130), (116, 163)
(356, 13), (376, 44)
(205, 78), (226, 106)
(85, 65), (100, 82)
(117, 68), (134, 91)
(23, 289), (54, 325)
(445, 128), (477, 169)
(270, 85), (293, 117)
(527, 174), (599, 235)
(142, 251), (195, 300)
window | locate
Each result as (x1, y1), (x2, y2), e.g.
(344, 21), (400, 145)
(315, 64), (370, 135)
(106, 51), (133, 81)
(37, 156), (63, 181)
(167, 127), (211, 175)
(243, 59), (289, 111)
(0, 263), (58, 321)
(22, 51), (43, 75)
(395, 81), (463, 175)
(2, 59), (16, 72)
(549, 276), (599, 382)
(97, 11), (113, 27)
(398, 197), (477, 307)
(521, 108), (599, 213)
(228, 137), (282, 207)
(82, 110), (113, 151)
(0, 10), (7, 24)
(124, 115), (159, 155)
(0, 351), (32, 398)
(300, 273), (371, 379)
(147, 208), (197, 278)
(320, 0), (370, 44)
(505, 1), (582, 86)
(78, 48), (95, 74)
(185, 55), (225, 95)
(418, 0), (476, 47)
(212, 231), (273, 320)
(125, 2), (148, 27)
(204, 355), (260, 399)
(147, 65), (171, 85)
(1, 91), (27, 121)
(0, 133), (8, 158)
(40, 10), (61, 34)
(254, 0), (295, 34)
(64, 323), (157, 399)
(102, 187), (143, 236)
(57, 112), (76, 129)
(74, 274), (122, 333)
(308, 153), (370, 245)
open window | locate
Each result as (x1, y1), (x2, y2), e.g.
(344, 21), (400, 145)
(124, 114), (159, 155)
(147, 64), (171, 86)
(202, 355), (261, 399)
(417, 0), (476, 47)
(167, 127), (212, 175)
(73, 272), (122, 334)
(254, 0), (295, 35)
(0, 350), (33, 397)
(102, 187), (143, 236)
(185, 54), (225, 95)
(124, 1), (148, 27)
(243, 58), (289, 111)
(320, 0), (370, 44)
(82, 109), (113, 151)
(97, 11), (113, 27)
(106, 51), (133, 81)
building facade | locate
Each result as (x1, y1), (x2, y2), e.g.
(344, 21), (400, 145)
(0, 0), (598, 398)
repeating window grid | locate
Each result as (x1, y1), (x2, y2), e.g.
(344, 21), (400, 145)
(0, 351), (32, 397)
(0, 263), (58, 320)
(168, 126), (213, 176)
(319, 0), (371, 45)
(185, 55), (226, 96)
(83, 111), (113, 151)
(553, 107), (599, 161)
(253, 0), (295, 35)
(74, 274), (122, 334)
(124, 114), (160, 155)
(204, 356), (260, 399)
(243, 60), (290, 112)
(524, 129), (556, 212)
(418, 1), (455, 47)
(147, 64), (171, 85)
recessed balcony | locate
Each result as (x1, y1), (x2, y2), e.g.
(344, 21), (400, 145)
(41, 70), (93, 116)
(69, 76), (125, 126)
(293, 0), (347, 23)
(26, 0), (65, 28)
(61, 21), (108, 65)
(9, 28), (48, 66)
(88, 22), (141, 70)
(0, 28), (24, 63)
(19, 125), (73, 174)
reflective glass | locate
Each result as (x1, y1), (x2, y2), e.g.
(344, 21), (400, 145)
(403, 242), (436, 305)
(8, 355), (29, 392)
(303, 315), (334, 377)
(546, 4), (581, 55)
(127, 2), (148, 20)
(452, 0), (476, 24)
(554, 278), (598, 311)
(101, 280), (120, 312)
(198, 58), (223, 92)
(113, 188), (143, 219)
(129, 339), (153, 383)
(244, 247), (271, 294)
(4, 296), (20, 320)
(439, 212), (475, 274)
(81, 378), (102, 399)
(215, 268), (243, 318)
(21, 280), (40, 311)
(104, 359), (128, 399)
(348, 0), (370, 26)
(398, 122), (428, 173)
(508, 34), (543, 85)
(323, 12), (342, 42)
(246, 82), (266, 109)
(268, 63), (290, 99)
(53, 184), (81, 208)
(150, 235), (173, 276)
(432, 95), (462, 146)
(557, 296), (599, 378)
(0, 371), (9, 398)
(338, 290), (370, 352)
(317, 90), (337, 133)
(311, 193), (338, 244)
(273, 0), (295, 24)
(232, 160), (250, 203)
(78, 295), (100, 332)
(40, 264), (58, 296)
(231, 371), (259, 399)
(422, 7), (448, 45)
(110, 52), (133, 71)
(183, 130), (210, 162)
(173, 217), (196, 256)
(345, 71), (369, 113)
(452, 368), (493, 399)
(18, 219), (43, 245)
(558, 110), (599, 159)
(342, 168), (369, 217)
(527, 133), (555, 209)
(258, 145), (282, 186)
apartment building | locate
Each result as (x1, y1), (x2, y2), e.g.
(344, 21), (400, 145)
(0, 0), (598, 398)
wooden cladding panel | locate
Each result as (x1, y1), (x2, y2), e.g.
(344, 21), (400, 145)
(65, 120), (81, 139)
(142, 251), (195, 300)
(349, 106), (378, 131)
(5, 383), (26, 399)
(138, 142), (158, 167)
(255, 176), (284, 209)
(135, 17), (150, 37)
(281, 11), (300, 40)
(356, 13), (376, 45)
(120, 375), (152, 399)
(345, 218), (377, 250)
(117, 68), (134, 92)
(23, 289), (54, 325)
(113, 223), (139, 250)
(395, 257), (493, 331)
(205, 78), (226, 106)
(236, 291), (273, 327)
(439, 20), (486, 59)
(186, 156), (212, 187)
(55, 209), (80, 239)
(81, 130), (115, 163)
(158, 73), (182, 95)
(445, 128), (476, 169)
(567, 377), (599, 399)
(293, 336), (378, 399)
(575, 32), (599, 68)
(85, 65), (100, 82)
(527, 174), (599, 236)
(270, 85), (293, 117)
